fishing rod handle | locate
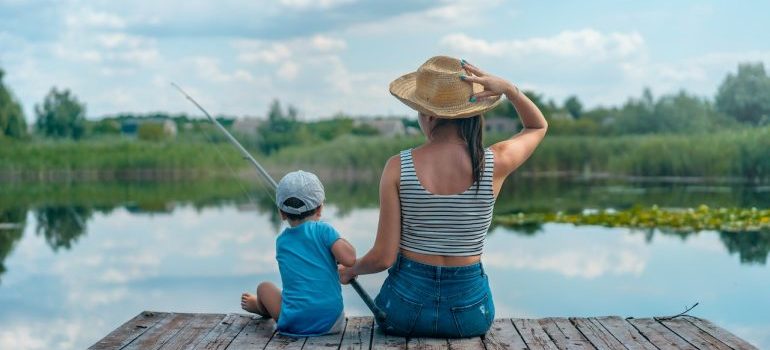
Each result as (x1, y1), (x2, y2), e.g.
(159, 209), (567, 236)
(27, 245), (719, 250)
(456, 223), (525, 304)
(349, 278), (387, 323)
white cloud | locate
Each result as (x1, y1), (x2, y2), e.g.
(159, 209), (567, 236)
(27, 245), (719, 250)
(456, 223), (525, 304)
(236, 41), (292, 64)
(64, 8), (126, 29)
(228, 34), (394, 116)
(0, 319), (88, 350)
(0, 325), (48, 349)
(344, 0), (497, 36)
(235, 35), (347, 65)
(311, 35), (347, 52)
(441, 29), (645, 61)
(277, 61), (300, 80)
(425, 0), (502, 22)
(279, 0), (356, 10)
(484, 249), (646, 279)
(194, 57), (255, 83)
(483, 227), (649, 279)
(616, 50), (770, 99)
(50, 27), (159, 68)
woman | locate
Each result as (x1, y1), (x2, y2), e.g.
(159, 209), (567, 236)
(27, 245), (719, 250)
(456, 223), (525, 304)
(339, 56), (547, 337)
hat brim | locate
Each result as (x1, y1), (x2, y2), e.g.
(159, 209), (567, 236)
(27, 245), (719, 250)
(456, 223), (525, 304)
(389, 72), (503, 119)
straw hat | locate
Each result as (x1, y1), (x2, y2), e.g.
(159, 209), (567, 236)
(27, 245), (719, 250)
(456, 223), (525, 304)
(389, 56), (502, 119)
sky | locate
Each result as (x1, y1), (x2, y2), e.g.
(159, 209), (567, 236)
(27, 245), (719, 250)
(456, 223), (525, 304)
(1, 0), (769, 121)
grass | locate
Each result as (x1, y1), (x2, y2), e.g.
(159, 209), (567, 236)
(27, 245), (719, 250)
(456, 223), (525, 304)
(2, 126), (770, 182)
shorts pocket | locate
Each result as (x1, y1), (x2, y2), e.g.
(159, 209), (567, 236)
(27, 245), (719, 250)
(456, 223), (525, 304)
(450, 293), (494, 337)
(375, 282), (423, 336)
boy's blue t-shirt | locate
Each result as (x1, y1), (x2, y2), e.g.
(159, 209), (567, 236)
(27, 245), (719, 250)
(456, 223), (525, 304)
(275, 221), (343, 335)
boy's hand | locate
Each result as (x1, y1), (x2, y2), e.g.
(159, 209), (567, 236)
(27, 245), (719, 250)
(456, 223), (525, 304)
(338, 264), (356, 285)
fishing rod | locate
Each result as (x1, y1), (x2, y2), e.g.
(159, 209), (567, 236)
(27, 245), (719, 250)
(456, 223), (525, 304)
(171, 83), (386, 324)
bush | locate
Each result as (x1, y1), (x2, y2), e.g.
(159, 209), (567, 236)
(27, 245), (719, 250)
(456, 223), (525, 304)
(137, 123), (167, 141)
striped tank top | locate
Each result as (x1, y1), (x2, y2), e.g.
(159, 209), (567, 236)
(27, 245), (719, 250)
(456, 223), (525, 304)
(399, 148), (495, 256)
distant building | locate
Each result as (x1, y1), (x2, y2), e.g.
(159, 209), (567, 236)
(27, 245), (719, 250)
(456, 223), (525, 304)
(232, 117), (263, 136)
(121, 119), (177, 138)
(354, 118), (406, 137)
(484, 117), (519, 134)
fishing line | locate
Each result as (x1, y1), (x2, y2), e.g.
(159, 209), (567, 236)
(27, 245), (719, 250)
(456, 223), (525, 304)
(170, 84), (274, 209)
(196, 118), (271, 208)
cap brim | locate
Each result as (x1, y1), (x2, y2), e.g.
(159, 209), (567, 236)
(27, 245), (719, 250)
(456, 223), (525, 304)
(389, 72), (502, 119)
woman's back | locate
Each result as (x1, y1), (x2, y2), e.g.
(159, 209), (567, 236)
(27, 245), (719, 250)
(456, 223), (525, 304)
(410, 143), (477, 195)
(399, 145), (495, 260)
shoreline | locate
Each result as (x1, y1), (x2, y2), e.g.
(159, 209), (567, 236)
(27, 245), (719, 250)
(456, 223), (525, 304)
(1, 168), (768, 185)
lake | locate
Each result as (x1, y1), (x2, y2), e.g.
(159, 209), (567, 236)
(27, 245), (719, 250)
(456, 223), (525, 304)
(1, 177), (769, 348)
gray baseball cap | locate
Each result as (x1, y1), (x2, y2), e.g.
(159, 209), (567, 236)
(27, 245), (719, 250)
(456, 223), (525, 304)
(276, 170), (325, 214)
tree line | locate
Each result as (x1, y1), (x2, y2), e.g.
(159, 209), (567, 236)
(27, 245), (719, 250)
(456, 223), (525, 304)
(2, 62), (770, 143)
(487, 62), (770, 135)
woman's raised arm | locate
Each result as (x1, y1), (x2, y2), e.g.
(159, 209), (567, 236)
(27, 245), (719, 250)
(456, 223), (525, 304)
(339, 155), (402, 283)
(461, 61), (548, 193)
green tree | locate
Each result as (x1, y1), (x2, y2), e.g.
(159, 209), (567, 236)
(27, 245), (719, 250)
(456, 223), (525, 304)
(0, 68), (27, 139)
(716, 62), (770, 125)
(257, 99), (308, 154)
(613, 88), (722, 134)
(564, 95), (583, 119)
(307, 116), (354, 141)
(91, 119), (121, 135)
(487, 90), (550, 119)
(34, 88), (87, 139)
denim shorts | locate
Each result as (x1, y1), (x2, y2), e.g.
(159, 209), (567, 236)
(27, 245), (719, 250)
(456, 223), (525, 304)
(374, 254), (494, 338)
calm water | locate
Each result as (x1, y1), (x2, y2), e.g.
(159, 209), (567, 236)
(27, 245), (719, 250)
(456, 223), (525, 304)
(0, 178), (769, 348)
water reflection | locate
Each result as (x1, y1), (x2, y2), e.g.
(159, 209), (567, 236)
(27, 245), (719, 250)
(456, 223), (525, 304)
(0, 207), (25, 279)
(0, 178), (768, 284)
(0, 178), (768, 349)
(720, 231), (770, 264)
(34, 206), (90, 252)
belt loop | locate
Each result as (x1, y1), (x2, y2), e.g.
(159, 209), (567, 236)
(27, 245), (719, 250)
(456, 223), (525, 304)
(395, 253), (402, 271)
(480, 261), (485, 276)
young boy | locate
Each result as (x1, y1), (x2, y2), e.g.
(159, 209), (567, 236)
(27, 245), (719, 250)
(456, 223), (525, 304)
(241, 170), (356, 336)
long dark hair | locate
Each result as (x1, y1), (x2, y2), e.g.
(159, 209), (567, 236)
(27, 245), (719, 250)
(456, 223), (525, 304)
(433, 115), (485, 188)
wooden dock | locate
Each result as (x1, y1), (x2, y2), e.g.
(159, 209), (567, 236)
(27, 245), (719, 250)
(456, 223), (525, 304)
(89, 311), (758, 350)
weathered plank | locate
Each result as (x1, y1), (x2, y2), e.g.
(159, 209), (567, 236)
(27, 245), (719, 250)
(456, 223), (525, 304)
(683, 316), (759, 350)
(513, 318), (558, 350)
(160, 313), (225, 350)
(626, 318), (696, 350)
(538, 318), (594, 350)
(371, 325), (407, 349)
(594, 316), (656, 350)
(265, 333), (307, 350)
(89, 311), (171, 350)
(408, 337), (449, 349)
(302, 318), (347, 349)
(483, 319), (527, 350)
(447, 336), (484, 350)
(123, 313), (196, 350)
(659, 317), (732, 350)
(93, 313), (759, 350)
(226, 317), (276, 349)
(340, 317), (373, 350)
(569, 318), (624, 350)
(193, 314), (253, 350)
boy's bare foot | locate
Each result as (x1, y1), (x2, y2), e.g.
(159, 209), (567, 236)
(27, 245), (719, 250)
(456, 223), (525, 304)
(241, 292), (263, 315)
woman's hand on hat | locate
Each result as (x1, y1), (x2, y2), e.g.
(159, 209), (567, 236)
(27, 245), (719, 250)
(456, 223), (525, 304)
(460, 60), (517, 102)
